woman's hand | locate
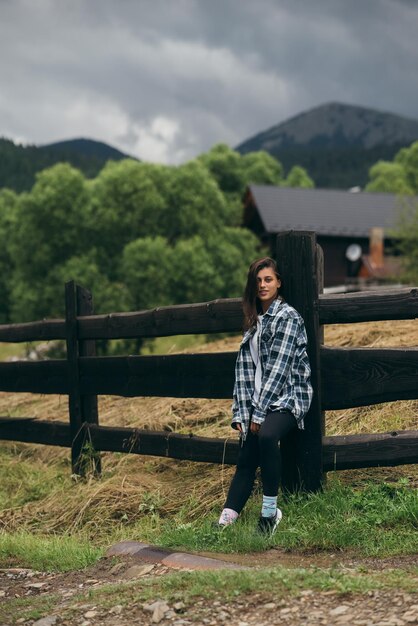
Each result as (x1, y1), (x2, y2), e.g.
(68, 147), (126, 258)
(250, 422), (260, 435)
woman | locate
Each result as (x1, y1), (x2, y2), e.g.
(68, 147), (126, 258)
(218, 256), (313, 534)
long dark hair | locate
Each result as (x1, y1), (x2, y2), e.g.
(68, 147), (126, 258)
(243, 257), (282, 330)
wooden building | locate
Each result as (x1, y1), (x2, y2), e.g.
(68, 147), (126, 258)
(243, 185), (416, 287)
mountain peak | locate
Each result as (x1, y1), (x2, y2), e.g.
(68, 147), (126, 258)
(237, 102), (418, 152)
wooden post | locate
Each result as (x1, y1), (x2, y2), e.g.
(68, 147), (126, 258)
(65, 281), (84, 475)
(77, 284), (101, 476)
(65, 281), (101, 476)
(276, 231), (324, 493)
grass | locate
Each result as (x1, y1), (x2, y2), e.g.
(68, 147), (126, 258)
(2, 564), (418, 626)
(0, 462), (417, 572)
(140, 478), (418, 557)
(0, 319), (417, 575)
(0, 532), (101, 572)
(0, 594), (61, 625)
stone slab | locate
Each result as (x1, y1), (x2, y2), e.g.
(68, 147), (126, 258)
(105, 541), (244, 571)
(162, 552), (244, 570)
(106, 541), (150, 557)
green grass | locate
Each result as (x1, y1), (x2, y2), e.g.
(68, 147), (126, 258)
(0, 448), (67, 509)
(2, 565), (417, 626)
(0, 442), (417, 572)
(0, 342), (43, 361)
(129, 478), (418, 558)
(0, 594), (61, 625)
(141, 332), (232, 355)
(0, 531), (102, 572)
(1, 459), (417, 569)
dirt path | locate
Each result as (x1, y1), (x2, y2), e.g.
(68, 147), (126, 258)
(1, 550), (417, 626)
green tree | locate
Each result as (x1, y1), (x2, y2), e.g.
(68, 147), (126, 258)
(366, 161), (413, 194)
(204, 227), (260, 298)
(0, 189), (18, 322)
(9, 163), (90, 320)
(169, 236), (221, 304)
(164, 160), (230, 239)
(5, 143), (315, 325)
(369, 142), (418, 283)
(121, 236), (174, 311)
(282, 165), (315, 188)
(88, 160), (167, 278)
(365, 141), (418, 195)
(199, 144), (288, 226)
(198, 143), (245, 195)
(241, 151), (284, 186)
(394, 141), (418, 193)
(391, 202), (418, 283)
(52, 251), (130, 314)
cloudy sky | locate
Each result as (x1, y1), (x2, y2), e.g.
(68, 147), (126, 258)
(1, 0), (417, 163)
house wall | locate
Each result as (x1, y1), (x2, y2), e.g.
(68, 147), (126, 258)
(267, 234), (371, 287)
(318, 236), (370, 286)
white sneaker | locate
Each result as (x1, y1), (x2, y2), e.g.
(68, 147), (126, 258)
(257, 507), (282, 535)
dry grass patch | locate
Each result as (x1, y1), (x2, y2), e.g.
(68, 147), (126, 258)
(0, 319), (417, 536)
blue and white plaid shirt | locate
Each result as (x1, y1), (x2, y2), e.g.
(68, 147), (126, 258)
(232, 298), (313, 438)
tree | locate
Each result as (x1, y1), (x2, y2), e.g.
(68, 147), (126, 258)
(53, 251), (130, 315)
(204, 227), (260, 298)
(395, 141), (418, 193)
(282, 165), (315, 188)
(199, 145), (287, 226)
(365, 141), (418, 195)
(164, 160), (230, 239)
(365, 161), (413, 194)
(4, 143), (315, 326)
(0, 189), (18, 322)
(241, 151), (284, 186)
(9, 164), (90, 321)
(88, 160), (168, 279)
(368, 142), (418, 283)
(198, 143), (245, 195)
(121, 236), (174, 311)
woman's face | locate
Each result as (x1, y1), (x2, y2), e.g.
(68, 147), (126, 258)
(257, 266), (281, 310)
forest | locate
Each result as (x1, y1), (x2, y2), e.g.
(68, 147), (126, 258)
(0, 144), (314, 325)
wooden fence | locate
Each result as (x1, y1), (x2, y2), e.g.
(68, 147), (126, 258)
(0, 231), (417, 492)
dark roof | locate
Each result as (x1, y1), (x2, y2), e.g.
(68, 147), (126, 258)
(247, 185), (417, 238)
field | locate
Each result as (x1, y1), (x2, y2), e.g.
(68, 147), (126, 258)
(0, 320), (417, 624)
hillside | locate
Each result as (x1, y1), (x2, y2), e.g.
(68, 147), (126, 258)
(236, 102), (418, 189)
(0, 137), (135, 192)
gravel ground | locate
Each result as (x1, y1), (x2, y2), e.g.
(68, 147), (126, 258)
(1, 552), (417, 626)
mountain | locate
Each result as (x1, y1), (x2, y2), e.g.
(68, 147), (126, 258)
(236, 102), (418, 189)
(0, 137), (135, 193)
(43, 138), (129, 160)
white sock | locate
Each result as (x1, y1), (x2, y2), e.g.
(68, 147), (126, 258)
(218, 508), (238, 526)
(261, 495), (277, 518)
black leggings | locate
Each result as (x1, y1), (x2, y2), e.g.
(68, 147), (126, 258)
(224, 410), (297, 514)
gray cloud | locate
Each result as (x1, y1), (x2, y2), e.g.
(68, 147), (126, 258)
(0, 0), (417, 163)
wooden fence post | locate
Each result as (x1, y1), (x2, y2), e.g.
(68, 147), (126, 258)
(276, 231), (324, 493)
(65, 281), (101, 476)
(77, 284), (101, 476)
(65, 281), (83, 475)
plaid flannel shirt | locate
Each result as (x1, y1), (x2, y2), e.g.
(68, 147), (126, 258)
(232, 298), (313, 438)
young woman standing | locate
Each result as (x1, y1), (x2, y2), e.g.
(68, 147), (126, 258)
(218, 256), (313, 534)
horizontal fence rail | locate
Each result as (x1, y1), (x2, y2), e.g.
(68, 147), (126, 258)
(2, 287), (418, 344)
(78, 353), (236, 398)
(1, 418), (417, 471)
(77, 299), (244, 339)
(2, 349), (418, 412)
(0, 361), (68, 394)
(321, 347), (418, 409)
(318, 287), (418, 324)
(0, 319), (66, 343)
